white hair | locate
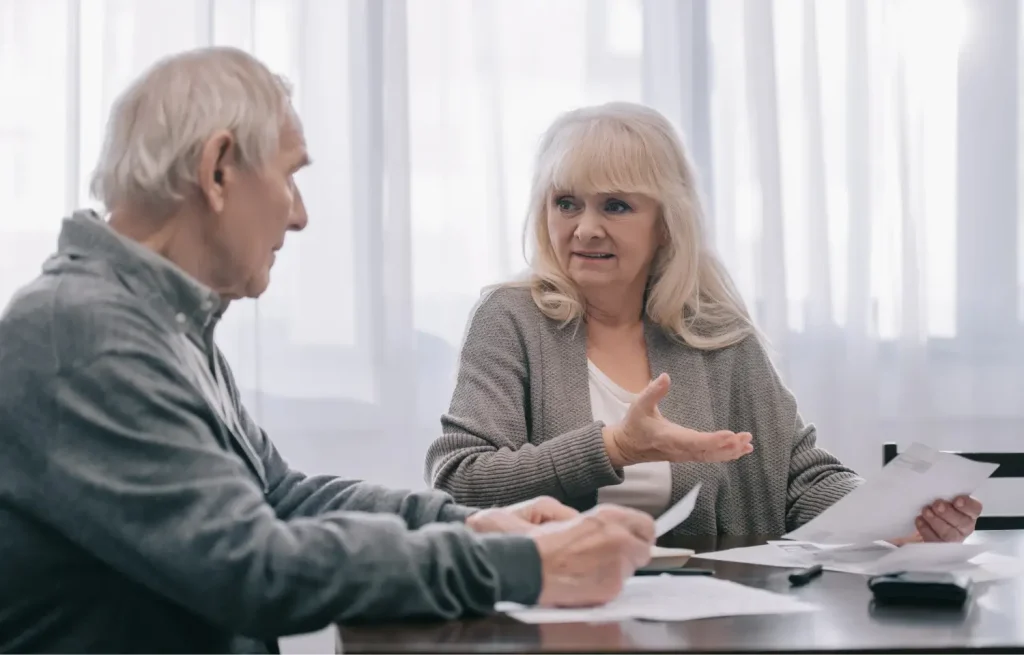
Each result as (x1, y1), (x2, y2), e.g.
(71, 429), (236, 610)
(512, 101), (755, 350)
(89, 46), (295, 215)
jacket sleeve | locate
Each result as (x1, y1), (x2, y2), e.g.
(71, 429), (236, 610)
(732, 336), (863, 530)
(222, 356), (477, 527)
(425, 290), (622, 507)
(259, 437), (477, 526)
(29, 343), (541, 639)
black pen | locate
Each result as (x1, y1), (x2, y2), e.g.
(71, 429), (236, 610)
(635, 568), (715, 577)
(788, 563), (824, 586)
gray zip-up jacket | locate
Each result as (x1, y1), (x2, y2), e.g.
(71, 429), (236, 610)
(0, 210), (540, 653)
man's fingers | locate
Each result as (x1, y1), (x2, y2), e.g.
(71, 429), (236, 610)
(602, 523), (653, 572)
(633, 373), (670, 415)
(626, 534), (653, 569)
(530, 496), (580, 521)
(590, 505), (656, 543)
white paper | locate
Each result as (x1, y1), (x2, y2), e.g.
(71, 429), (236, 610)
(769, 540), (898, 569)
(649, 545), (694, 560)
(495, 575), (817, 624)
(692, 544), (803, 568)
(654, 482), (701, 537)
(951, 552), (1024, 583)
(861, 542), (988, 573)
(768, 540), (986, 575)
(783, 442), (998, 544)
(692, 541), (1024, 582)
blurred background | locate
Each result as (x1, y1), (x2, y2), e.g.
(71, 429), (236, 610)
(2, 0), (1022, 600)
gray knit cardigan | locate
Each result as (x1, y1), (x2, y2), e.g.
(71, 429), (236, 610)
(425, 286), (862, 534)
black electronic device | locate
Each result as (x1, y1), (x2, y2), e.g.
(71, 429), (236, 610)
(867, 571), (972, 608)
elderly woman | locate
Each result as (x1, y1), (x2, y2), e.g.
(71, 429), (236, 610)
(426, 102), (982, 541)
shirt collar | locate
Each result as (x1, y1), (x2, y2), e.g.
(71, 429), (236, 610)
(56, 209), (228, 334)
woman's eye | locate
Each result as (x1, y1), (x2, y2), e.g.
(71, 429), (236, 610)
(605, 199), (632, 214)
(555, 197), (578, 212)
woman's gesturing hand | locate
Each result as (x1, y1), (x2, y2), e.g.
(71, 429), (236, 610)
(602, 373), (753, 468)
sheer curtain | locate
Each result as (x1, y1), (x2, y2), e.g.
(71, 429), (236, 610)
(2, 0), (1021, 515)
(702, 0), (1022, 519)
(2, 0), (1022, 651)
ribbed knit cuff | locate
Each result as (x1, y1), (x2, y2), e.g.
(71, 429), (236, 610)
(546, 421), (623, 498)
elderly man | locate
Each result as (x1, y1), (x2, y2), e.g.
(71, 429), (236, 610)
(0, 47), (655, 653)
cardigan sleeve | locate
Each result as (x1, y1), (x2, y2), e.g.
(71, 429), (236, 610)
(424, 288), (622, 507)
(731, 335), (863, 530)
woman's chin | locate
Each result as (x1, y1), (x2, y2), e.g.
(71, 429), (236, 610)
(570, 270), (620, 289)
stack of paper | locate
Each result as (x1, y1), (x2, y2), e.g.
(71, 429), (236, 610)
(496, 575), (817, 624)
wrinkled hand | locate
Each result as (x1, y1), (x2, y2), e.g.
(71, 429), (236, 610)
(603, 373), (753, 467)
(466, 496), (579, 535)
(891, 495), (983, 545)
(532, 505), (655, 607)
(916, 495), (982, 542)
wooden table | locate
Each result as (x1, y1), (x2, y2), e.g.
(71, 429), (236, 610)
(336, 532), (1024, 653)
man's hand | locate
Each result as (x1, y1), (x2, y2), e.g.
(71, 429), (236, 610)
(891, 495), (983, 544)
(466, 496), (579, 535)
(531, 505), (655, 608)
(507, 496), (580, 524)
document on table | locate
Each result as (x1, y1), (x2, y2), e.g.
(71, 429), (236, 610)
(769, 540), (988, 575)
(783, 442), (998, 545)
(495, 575), (817, 624)
(693, 541), (1024, 582)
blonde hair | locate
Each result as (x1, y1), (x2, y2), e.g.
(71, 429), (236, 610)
(89, 46), (295, 215)
(514, 101), (753, 350)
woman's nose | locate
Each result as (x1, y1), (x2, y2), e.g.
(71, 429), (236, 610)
(574, 208), (605, 241)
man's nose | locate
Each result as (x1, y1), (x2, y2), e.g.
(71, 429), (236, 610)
(289, 187), (309, 231)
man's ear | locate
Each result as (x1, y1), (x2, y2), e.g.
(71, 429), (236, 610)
(197, 130), (236, 213)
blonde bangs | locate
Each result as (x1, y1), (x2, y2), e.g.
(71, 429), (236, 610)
(514, 101), (755, 350)
(539, 118), (661, 198)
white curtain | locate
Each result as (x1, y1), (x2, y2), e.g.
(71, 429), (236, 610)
(2, 0), (1021, 509)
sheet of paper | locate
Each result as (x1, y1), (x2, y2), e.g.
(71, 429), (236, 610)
(693, 544), (805, 568)
(495, 575), (817, 624)
(770, 540), (897, 568)
(947, 552), (1024, 583)
(693, 541), (1024, 582)
(768, 540), (986, 574)
(649, 545), (694, 560)
(783, 442), (998, 544)
(654, 482), (701, 537)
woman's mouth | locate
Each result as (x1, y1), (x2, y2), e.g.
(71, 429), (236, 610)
(572, 252), (615, 260)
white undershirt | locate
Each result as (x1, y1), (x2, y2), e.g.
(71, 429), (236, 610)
(589, 360), (672, 517)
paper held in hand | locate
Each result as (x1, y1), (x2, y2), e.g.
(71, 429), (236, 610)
(654, 481), (702, 537)
(783, 442), (998, 545)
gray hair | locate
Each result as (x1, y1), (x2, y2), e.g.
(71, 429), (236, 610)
(89, 46), (295, 215)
